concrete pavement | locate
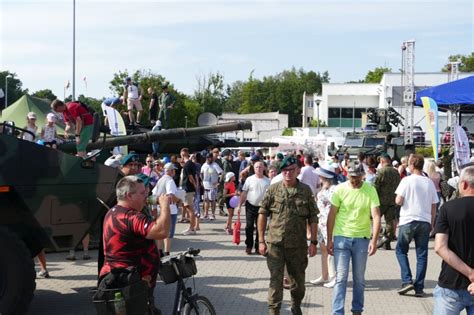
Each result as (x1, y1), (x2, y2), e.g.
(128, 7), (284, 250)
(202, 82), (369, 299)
(29, 215), (444, 315)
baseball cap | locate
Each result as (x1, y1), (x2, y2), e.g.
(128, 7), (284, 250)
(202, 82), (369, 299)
(225, 172), (235, 183)
(276, 153), (284, 160)
(250, 154), (260, 162)
(27, 112), (37, 119)
(163, 162), (177, 171)
(347, 162), (364, 177)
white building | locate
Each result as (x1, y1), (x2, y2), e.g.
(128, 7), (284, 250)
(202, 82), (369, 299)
(217, 111), (288, 142)
(303, 72), (474, 132)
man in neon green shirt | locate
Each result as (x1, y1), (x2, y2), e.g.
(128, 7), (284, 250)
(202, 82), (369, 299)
(327, 162), (381, 315)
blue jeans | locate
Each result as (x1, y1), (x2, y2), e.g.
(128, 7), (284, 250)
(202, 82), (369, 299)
(332, 236), (369, 315)
(434, 285), (474, 315)
(395, 221), (430, 293)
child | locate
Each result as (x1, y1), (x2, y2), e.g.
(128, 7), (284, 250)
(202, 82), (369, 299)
(21, 112), (38, 142)
(224, 172), (236, 235)
(41, 113), (58, 148)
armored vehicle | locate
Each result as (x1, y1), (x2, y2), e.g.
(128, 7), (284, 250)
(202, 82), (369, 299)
(0, 120), (252, 314)
(330, 132), (411, 162)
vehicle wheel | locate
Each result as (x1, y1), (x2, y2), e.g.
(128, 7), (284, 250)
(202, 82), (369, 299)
(183, 295), (217, 315)
(0, 227), (36, 315)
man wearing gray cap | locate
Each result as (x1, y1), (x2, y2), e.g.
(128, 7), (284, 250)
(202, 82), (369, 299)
(327, 161), (381, 315)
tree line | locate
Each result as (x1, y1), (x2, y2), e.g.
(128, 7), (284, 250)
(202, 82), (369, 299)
(1, 53), (473, 127)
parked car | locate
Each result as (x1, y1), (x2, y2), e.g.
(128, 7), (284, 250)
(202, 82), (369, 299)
(401, 126), (425, 144)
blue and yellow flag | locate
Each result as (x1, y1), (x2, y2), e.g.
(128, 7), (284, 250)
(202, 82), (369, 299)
(421, 97), (439, 161)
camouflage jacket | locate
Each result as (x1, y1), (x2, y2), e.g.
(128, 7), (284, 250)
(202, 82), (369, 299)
(374, 166), (400, 206)
(259, 180), (319, 248)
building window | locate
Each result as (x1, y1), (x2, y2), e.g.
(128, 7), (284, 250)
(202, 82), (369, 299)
(307, 100), (313, 108)
(327, 107), (362, 128)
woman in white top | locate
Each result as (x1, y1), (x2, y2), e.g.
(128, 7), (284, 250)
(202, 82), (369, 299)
(21, 112), (38, 142)
(310, 164), (337, 288)
(41, 113), (58, 148)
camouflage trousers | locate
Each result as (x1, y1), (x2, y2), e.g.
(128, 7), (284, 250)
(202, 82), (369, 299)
(380, 204), (398, 241)
(217, 181), (225, 210)
(266, 244), (308, 315)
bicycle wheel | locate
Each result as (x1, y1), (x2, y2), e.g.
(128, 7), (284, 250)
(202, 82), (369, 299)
(183, 295), (216, 315)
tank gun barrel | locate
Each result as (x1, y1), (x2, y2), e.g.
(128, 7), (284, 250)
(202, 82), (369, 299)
(58, 121), (253, 153)
(221, 141), (279, 148)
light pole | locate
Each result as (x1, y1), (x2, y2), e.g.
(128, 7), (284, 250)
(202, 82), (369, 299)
(72, 0), (76, 101)
(185, 115), (188, 128)
(315, 96), (322, 134)
(5, 74), (12, 108)
(385, 96), (392, 107)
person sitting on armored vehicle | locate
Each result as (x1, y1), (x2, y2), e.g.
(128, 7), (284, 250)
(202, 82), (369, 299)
(100, 175), (171, 313)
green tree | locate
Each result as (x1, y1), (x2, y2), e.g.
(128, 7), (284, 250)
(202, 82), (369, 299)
(193, 72), (227, 115)
(309, 119), (327, 127)
(1, 71), (28, 107)
(282, 127), (293, 136)
(363, 67), (391, 83)
(32, 89), (57, 101)
(442, 53), (474, 72)
(234, 68), (329, 127)
(110, 69), (188, 127)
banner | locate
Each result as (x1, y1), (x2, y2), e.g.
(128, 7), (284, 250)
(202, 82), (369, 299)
(453, 125), (470, 172)
(421, 97), (439, 160)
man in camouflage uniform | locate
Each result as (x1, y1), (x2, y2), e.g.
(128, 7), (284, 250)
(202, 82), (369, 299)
(258, 156), (319, 315)
(374, 154), (400, 250)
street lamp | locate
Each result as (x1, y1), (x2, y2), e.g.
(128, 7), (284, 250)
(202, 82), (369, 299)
(5, 74), (12, 108)
(385, 96), (393, 107)
(185, 116), (188, 128)
(315, 96), (322, 134)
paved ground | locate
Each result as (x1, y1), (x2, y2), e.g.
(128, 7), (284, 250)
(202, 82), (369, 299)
(30, 215), (448, 315)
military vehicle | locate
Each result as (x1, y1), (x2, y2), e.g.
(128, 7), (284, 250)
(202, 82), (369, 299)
(0, 120), (252, 315)
(329, 107), (412, 161)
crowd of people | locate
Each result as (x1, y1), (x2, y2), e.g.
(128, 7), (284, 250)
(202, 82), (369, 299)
(93, 145), (474, 314)
(22, 100), (474, 314)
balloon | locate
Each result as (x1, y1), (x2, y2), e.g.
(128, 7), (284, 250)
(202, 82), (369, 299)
(229, 196), (239, 209)
(36, 139), (44, 146)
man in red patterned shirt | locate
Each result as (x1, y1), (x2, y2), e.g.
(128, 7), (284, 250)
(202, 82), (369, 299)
(100, 175), (170, 311)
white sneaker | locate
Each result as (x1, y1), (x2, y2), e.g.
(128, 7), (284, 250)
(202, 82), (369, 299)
(182, 228), (196, 236)
(310, 276), (327, 285)
(209, 215), (216, 221)
(323, 277), (336, 288)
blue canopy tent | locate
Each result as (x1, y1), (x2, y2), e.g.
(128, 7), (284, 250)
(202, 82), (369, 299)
(415, 76), (474, 113)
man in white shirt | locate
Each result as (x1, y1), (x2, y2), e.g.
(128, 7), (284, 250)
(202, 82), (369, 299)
(237, 161), (270, 255)
(395, 154), (439, 297)
(200, 153), (223, 221)
(152, 162), (180, 255)
(298, 154), (320, 196)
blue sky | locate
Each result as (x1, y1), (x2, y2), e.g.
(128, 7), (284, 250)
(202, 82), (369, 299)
(1, 0), (472, 99)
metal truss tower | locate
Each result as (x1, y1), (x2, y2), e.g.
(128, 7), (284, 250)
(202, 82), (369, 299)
(401, 40), (415, 144)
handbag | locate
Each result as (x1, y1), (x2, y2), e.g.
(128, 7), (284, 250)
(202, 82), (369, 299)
(233, 212), (241, 245)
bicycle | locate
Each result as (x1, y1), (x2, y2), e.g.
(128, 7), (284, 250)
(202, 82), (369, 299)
(159, 248), (216, 315)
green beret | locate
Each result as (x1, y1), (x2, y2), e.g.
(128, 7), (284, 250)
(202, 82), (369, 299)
(120, 152), (139, 165)
(135, 173), (151, 187)
(276, 153), (284, 160)
(280, 156), (298, 170)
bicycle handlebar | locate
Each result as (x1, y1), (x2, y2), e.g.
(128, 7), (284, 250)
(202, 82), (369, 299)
(187, 248), (200, 256)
